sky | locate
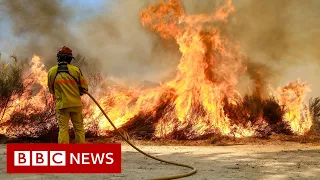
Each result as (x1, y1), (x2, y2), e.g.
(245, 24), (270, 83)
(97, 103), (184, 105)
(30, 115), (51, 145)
(62, 0), (106, 19)
(63, 0), (104, 7)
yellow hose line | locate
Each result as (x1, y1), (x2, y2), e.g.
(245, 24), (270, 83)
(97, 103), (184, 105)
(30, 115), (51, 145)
(86, 92), (197, 180)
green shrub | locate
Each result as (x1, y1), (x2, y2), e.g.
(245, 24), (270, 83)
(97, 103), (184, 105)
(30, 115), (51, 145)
(0, 60), (24, 121)
(309, 97), (320, 134)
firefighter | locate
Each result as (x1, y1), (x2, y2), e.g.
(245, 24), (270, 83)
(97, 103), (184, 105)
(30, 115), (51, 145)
(47, 46), (88, 144)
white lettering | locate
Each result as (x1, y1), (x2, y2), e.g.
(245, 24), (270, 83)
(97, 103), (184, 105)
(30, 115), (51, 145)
(105, 153), (114, 164)
(50, 151), (66, 166)
(70, 153), (80, 164)
(91, 153), (105, 164)
(82, 153), (90, 164)
(14, 151), (30, 166)
(69, 152), (114, 165)
(32, 151), (48, 166)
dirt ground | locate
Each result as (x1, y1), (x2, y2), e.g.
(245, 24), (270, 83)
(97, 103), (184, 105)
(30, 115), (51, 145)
(1, 141), (320, 180)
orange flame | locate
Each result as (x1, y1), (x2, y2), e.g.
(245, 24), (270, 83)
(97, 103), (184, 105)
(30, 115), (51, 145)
(0, 0), (313, 138)
(278, 80), (312, 134)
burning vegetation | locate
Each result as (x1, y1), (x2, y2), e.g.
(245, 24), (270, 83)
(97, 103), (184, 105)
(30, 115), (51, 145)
(0, 0), (318, 141)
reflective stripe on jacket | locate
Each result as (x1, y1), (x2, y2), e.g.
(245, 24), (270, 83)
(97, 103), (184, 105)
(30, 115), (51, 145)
(47, 64), (88, 109)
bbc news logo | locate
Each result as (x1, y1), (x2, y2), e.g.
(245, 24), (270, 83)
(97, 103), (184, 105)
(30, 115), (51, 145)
(14, 151), (67, 166)
(13, 151), (114, 166)
(7, 144), (121, 173)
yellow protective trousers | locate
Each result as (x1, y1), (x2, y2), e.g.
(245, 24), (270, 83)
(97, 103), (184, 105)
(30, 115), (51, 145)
(56, 106), (85, 144)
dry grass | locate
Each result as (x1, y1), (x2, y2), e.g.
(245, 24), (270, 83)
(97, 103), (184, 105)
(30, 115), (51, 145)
(0, 55), (319, 142)
(0, 55), (102, 141)
(223, 94), (291, 137)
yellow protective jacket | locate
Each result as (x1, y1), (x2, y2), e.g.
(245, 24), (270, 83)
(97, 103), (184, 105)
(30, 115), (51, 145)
(47, 63), (88, 110)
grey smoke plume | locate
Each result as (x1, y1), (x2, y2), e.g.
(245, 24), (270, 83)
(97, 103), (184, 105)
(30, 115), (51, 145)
(76, 0), (180, 83)
(0, 0), (75, 67)
(0, 0), (179, 83)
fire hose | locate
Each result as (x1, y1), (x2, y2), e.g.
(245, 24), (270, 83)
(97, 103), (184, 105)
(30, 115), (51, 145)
(85, 91), (197, 180)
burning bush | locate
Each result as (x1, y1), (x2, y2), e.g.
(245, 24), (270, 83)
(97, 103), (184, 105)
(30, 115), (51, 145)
(0, 54), (313, 141)
(0, 59), (24, 122)
(0, 54), (105, 141)
(223, 95), (291, 137)
(0, 56), (56, 139)
(0, 0), (314, 141)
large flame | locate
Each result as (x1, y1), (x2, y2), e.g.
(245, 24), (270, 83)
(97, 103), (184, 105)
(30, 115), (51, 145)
(0, 0), (312, 139)
(278, 80), (312, 134)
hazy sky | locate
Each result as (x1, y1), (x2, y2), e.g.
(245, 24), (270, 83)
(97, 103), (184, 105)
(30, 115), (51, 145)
(0, 0), (107, 59)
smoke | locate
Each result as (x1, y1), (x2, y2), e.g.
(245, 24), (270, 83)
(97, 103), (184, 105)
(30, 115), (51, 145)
(231, 0), (320, 98)
(182, 0), (320, 97)
(245, 61), (275, 97)
(1, 0), (320, 96)
(76, 0), (180, 83)
(0, 0), (75, 67)
(0, 0), (180, 83)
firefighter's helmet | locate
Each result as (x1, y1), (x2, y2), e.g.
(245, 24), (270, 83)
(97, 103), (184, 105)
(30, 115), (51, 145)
(57, 46), (74, 63)
(57, 46), (73, 57)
